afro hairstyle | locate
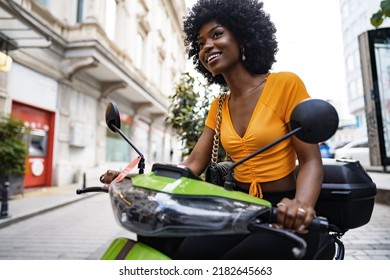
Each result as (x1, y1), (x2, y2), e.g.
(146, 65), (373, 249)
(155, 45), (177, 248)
(183, 0), (278, 85)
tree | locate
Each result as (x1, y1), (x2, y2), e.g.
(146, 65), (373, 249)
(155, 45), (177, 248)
(0, 116), (28, 215)
(166, 73), (214, 159)
(0, 115), (28, 179)
(371, 0), (390, 27)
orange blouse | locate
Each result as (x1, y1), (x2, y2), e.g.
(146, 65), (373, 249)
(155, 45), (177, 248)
(205, 72), (310, 196)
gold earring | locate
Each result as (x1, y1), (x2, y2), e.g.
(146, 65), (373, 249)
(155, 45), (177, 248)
(241, 46), (246, 61)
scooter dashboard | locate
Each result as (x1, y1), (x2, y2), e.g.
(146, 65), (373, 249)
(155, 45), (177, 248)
(151, 163), (201, 181)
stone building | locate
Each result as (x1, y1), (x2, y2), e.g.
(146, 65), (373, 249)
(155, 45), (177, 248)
(0, 0), (187, 188)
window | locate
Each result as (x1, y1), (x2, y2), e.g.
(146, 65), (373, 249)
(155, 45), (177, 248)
(156, 1), (164, 31)
(37, 0), (49, 7)
(156, 53), (165, 89)
(356, 115), (363, 128)
(341, 2), (349, 18)
(357, 77), (363, 97)
(347, 55), (354, 73)
(348, 80), (358, 99)
(105, 0), (116, 41)
(354, 50), (361, 70)
(106, 121), (132, 162)
(77, 0), (84, 23)
(136, 32), (145, 70)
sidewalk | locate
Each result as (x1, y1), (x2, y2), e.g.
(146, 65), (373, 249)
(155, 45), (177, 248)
(0, 184), (98, 229)
(367, 170), (390, 205)
(0, 170), (389, 229)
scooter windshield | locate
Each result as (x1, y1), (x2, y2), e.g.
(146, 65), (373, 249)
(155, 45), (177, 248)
(109, 178), (269, 237)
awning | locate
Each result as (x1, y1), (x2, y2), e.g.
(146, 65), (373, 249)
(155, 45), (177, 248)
(0, 1), (51, 51)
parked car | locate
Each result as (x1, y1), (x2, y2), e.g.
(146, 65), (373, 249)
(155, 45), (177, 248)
(334, 137), (370, 167)
(319, 142), (332, 158)
(328, 140), (350, 158)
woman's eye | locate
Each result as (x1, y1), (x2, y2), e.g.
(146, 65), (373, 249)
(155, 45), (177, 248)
(213, 31), (223, 38)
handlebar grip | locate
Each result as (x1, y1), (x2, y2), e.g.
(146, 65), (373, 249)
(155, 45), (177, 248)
(76, 186), (109, 194)
(307, 216), (328, 232)
(269, 208), (329, 232)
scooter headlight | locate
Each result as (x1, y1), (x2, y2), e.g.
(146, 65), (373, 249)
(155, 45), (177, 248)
(109, 178), (267, 237)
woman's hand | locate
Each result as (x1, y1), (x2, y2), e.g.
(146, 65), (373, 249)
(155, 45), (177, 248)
(274, 198), (316, 234)
(100, 170), (120, 184)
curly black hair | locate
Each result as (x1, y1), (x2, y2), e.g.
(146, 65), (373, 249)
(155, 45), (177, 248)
(183, 0), (278, 86)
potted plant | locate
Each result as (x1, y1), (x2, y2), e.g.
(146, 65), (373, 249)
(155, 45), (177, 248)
(0, 115), (28, 200)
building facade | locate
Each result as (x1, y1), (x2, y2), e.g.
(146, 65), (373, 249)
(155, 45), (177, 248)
(338, 0), (390, 139)
(0, 0), (187, 188)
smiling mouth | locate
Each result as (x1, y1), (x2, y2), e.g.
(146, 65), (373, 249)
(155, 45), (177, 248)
(207, 53), (221, 64)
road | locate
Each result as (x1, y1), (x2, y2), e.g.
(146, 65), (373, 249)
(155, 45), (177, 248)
(342, 202), (390, 260)
(0, 194), (134, 260)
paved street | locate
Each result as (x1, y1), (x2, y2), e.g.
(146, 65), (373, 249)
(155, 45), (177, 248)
(0, 194), (135, 260)
(342, 202), (390, 260)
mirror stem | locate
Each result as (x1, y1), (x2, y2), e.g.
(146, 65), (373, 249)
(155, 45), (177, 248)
(111, 124), (145, 174)
(138, 157), (145, 174)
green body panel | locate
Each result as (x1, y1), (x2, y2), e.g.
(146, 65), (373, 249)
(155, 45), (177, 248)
(127, 242), (170, 260)
(100, 238), (170, 260)
(129, 172), (271, 207)
(100, 238), (126, 259)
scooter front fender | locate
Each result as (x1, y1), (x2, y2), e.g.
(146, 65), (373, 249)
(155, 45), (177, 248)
(101, 237), (171, 260)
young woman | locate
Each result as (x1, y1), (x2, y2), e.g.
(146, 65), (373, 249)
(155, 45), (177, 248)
(172, 0), (324, 259)
(103, 0), (326, 259)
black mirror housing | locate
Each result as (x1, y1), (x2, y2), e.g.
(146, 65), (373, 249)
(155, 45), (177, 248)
(105, 102), (121, 132)
(289, 99), (339, 144)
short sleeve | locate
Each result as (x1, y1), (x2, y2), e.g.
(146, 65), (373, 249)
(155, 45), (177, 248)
(263, 72), (311, 123)
(283, 73), (311, 123)
(205, 97), (219, 130)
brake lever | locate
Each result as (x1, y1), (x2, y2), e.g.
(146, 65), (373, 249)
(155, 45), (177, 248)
(248, 208), (329, 259)
(248, 220), (307, 259)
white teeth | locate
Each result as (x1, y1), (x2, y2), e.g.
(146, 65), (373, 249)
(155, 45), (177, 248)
(207, 53), (220, 63)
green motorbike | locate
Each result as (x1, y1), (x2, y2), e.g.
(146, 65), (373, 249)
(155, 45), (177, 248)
(76, 99), (376, 260)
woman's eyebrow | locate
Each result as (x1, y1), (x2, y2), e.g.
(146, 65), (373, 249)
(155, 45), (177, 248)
(197, 25), (223, 41)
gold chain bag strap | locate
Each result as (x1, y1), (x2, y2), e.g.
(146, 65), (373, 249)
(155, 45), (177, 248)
(205, 93), (234, 187)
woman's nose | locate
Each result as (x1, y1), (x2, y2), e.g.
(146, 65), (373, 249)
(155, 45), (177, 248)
(203, 39), (214, 51)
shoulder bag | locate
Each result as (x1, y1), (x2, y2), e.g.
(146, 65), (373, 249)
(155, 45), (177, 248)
(205, 93), (234, 187)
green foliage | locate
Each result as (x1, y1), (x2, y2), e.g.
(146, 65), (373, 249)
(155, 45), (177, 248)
(371, 0), (390, 27)
(0, 115), (28, 177)
(371, 10), (384, 28)
(166, 73), (213, 158)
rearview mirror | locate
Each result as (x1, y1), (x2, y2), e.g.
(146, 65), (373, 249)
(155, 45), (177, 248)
(105, 101), (145, 171)
(105, 102), (121, 132)
(290, 99), (339, 144)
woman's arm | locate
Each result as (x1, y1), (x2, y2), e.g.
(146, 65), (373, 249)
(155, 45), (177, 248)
(180, 126), (215, 176)
(276, 136), (323, 233)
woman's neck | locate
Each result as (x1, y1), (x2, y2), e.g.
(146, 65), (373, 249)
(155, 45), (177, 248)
(225, 69), (268, 98)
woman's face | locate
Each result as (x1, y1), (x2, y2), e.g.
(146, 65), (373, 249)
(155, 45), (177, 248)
(197, 20), (241, 76)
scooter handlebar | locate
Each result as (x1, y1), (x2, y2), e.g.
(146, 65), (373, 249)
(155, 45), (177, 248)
(268, 207), (329, 232)
(307, 215), (329, 232)
(249, 208), (329, 259)
(76, 186), (109, 194)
